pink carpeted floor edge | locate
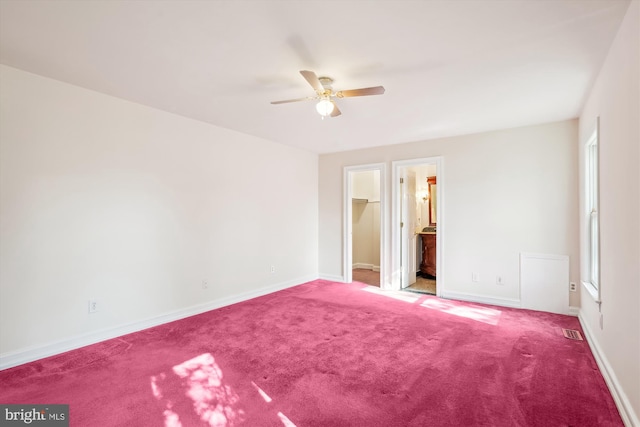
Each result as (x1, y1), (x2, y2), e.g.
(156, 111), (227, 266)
(0, 280), (624, 426)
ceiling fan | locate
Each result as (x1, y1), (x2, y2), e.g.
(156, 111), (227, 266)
(271, 70), (385, 118)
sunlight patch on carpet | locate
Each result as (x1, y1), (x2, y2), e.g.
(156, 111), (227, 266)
(361, 286), (421, 303)
(277, 412), (297, 427)
(421, 299), (502, 325)
(250, 383), (297, 426)
(251, 381), (272, 403)
(150, 353), (245, 426)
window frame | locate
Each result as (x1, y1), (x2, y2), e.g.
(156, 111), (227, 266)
(582, 118), (601, 302)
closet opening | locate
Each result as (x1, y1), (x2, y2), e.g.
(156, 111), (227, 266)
(344, 164), (386, 287)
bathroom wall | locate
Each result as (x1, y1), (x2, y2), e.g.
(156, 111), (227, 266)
(413, 164), (437, 271)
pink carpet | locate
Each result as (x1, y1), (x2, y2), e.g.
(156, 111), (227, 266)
(0, 280), (623, 426)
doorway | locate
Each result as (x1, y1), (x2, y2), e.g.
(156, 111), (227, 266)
(344, 164), (386, 287)
(392, 157), (443, 295)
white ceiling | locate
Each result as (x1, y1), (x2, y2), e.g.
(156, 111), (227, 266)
(0, 0), (630, 154)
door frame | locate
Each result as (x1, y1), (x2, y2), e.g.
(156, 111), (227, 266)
(400, 169), (418, 289)
(343, 163), (387, 287)
(392, 157), (444, 294)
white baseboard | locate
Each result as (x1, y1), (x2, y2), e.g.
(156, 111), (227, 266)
(352, 264), (380, 272)
(0, 274), (316, 370)
(441, 290), (522, 309)
(578, 311), (639, 427)
(352, 263), (370, 270)
(319, 274), (346, 283)
(441, 291), (580, 316)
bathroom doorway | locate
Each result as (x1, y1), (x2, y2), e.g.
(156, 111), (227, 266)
(392, 157), (442, 296)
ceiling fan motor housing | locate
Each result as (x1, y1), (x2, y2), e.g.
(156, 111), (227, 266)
(318, 77), (333, 90)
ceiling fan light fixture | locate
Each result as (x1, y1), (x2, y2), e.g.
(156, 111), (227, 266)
(316, 98), (334, 117)
(271, 70), (383, 118)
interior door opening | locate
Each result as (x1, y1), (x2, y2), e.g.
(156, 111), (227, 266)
(344, 164), (385, 287)
(393, 158), (442, 296)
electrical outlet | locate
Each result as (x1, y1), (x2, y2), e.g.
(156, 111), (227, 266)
(472, 273), (479, 282)
(569, 282), (577, 292)
(270, 265), (276, 274)
(202, 280), (208, 289)
(496, 276), (505, 286)
(88, 299), (98, 313)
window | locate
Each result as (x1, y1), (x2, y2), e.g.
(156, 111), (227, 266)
(583, 120), (600, 301)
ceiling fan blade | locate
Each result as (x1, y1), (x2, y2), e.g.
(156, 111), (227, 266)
(270, 96), (314, 105)
(300, 70), (325, 93)
(330, 103), (342, 117)
(336, 86), (385, 98)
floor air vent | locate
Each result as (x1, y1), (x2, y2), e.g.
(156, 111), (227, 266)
(562, 328), (583, 341)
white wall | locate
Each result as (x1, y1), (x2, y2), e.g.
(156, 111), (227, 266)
(0, 65), (319, 361)
(578, 1), (639, 424)
(319, 120), (580, 307)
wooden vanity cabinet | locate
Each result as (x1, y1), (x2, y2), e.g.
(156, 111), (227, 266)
(420, 233), (436, 277)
